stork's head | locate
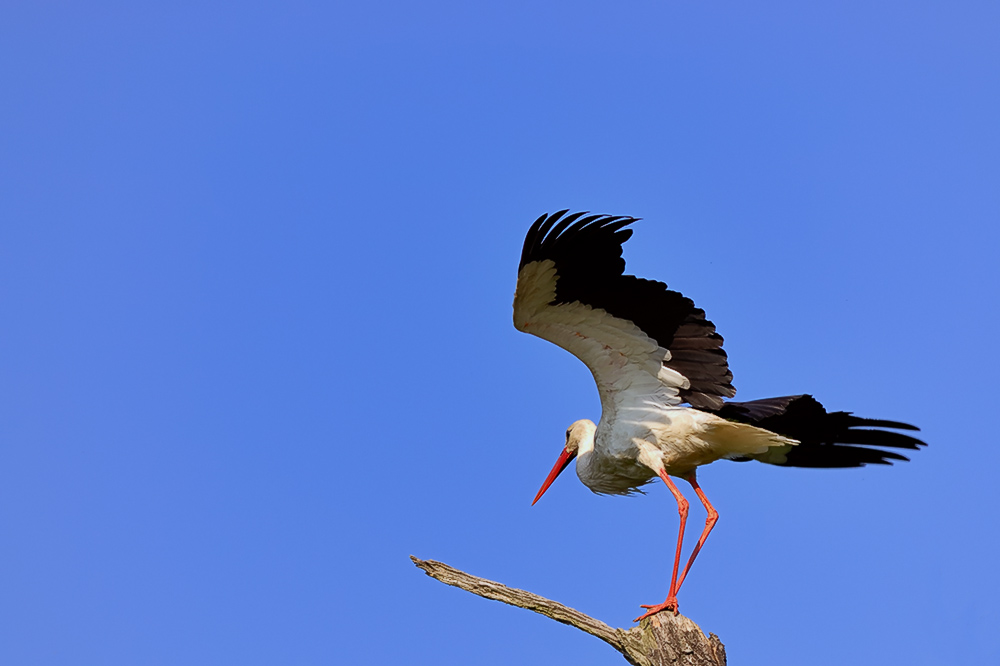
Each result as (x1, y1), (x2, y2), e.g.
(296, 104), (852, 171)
(531, 419), (596, 505)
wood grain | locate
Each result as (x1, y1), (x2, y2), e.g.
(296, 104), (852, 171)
(411, 556), (726, 666)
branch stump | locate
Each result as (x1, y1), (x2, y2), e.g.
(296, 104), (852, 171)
(411, 556), (726, 666)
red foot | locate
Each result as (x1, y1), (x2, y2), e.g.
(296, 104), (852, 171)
(634, 595), (679, 622)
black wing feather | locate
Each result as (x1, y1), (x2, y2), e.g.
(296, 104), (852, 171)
(712, 395), (926, 468)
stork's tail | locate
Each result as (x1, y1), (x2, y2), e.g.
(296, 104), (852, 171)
(710, 394), (926, 467)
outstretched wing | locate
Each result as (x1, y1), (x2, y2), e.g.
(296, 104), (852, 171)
(513, 210), (735, 410)
(714, 395), (926, 467)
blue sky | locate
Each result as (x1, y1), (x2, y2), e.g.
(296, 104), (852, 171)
(1, 2), (998, 664)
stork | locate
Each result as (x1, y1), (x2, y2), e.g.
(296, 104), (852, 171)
(513, 211), (925, 622)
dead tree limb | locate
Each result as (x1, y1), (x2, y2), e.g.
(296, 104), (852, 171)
(411, 556), (726, 666)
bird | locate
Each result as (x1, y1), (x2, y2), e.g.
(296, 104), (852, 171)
(513, 210), (925, 622)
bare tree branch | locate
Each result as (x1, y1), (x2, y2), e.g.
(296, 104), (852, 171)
(411, 556), (726, 666)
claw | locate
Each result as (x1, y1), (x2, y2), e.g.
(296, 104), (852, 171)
(634, 596), (679, 622)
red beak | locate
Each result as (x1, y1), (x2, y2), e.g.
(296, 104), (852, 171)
(532, 447), (577, 505)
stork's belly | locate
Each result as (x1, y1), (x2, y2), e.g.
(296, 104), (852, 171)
(658, 439), (725, 477)
(576, 450), (656, 495)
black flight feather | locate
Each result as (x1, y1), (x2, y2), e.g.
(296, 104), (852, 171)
(712, 395), (926, 468)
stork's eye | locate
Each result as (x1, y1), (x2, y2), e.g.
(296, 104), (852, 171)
(565, 429), (571, 440)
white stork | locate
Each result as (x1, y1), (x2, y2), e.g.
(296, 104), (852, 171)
(513, 211), (925, 621)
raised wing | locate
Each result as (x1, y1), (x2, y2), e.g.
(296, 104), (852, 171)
(714, 395), (926, 467)
(513, 210), (735, 410)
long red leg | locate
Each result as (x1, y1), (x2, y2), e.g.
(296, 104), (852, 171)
(634, 469), (689, 622)
(673, 472), (719, 594)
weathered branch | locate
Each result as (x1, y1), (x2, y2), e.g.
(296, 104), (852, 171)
(411, 556), (726, 666)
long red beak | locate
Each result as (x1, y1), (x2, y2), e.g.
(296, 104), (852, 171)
(531, 447), (577, 505)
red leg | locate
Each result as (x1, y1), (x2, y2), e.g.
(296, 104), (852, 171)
(635, 469), (689, 622)
(673, 472), (719, 594)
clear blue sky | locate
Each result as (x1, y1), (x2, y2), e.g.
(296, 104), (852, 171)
(2, 2), (998, 664)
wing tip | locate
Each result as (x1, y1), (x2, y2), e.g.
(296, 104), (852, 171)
(518, 210), (639, 269)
